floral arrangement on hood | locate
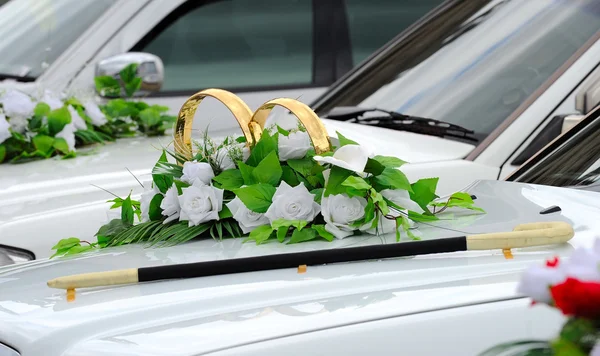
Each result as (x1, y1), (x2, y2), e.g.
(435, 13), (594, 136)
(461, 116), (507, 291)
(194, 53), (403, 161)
(50, 121), (484, 257)
(479, 240), (600, 356)
(0, 63), (175, 164)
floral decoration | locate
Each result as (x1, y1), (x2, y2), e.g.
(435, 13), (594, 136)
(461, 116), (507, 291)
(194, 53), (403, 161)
(50, 122), (484, 257)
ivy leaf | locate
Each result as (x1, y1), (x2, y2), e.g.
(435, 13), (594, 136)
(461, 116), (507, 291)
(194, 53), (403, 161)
(148, 194), (164, 221)
(94, 75), (121, 97)
(407, 211), (439, 222)
(373, 168), (412, 192)
(218, 205), (233, 219)
(125, 77), (142, 97)
(252, 151), (282, 185)
(433, 192), (485, 213)
(246, 225), (274, 245)
(213, 169), (244, 191)
(234, 184), (276, 213)
(310, 188), (324, 203)
(353, 199), (375, 227)
(287, 158), (313, 177)
(364, 158), (385, 176)
(281, 166), (300, 186)
(32, 135), (54, 154)
(276, 125), (290, 137)
(65, 245), (95, 255)
(95, 218), (131, 239)
(119, 63), (139, 83)
(373, 155), (407, 168)
(312, 224), (334, 242)
(276, 226), (288, 242)
(121, 195), (134, 225)
(51, 237), (81, 251)
(271, 219), (308, 231)
(324, 166), (352, 196)
(139, 107), (162, 127)
(47, 106), (71, 136)
(289, 227), (318, 244)
(238, 162), (257, 185)
(152, 151), (174, 194)
(409, 178), (439, 212)
(247, 129), (277, 167)
(236, 136), (247, 143)
(52, 138), (71, 154)
(342, 176), (371, 190)
(34, 102), (51, 117)
(337, 131), (358, 146)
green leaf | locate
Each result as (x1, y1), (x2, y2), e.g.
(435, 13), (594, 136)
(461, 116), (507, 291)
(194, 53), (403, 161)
(342, 176), (371, 190)
(353, 199), (375, 227)
(276, 125), (290, 137)
(400, 215), (419, 241)
(148, 194), (164, 221)
(121, 195), (134, 225)
(32, 135), (54, 154)
(276, 226), (288, 242)
(34, 102), (51, 117)
(47, 106), (71, 136)
(238, 162), (257, 185)
(51, 237), (81, 251)
(0, 145), (5, 163)
(65, 245), (94, 255)
(312, 224), (334, 242)
(281, 166), (300, 186)
(139, 107), (162, 127)
(52, 138), (71, 154)
(324, 166), (352, 196)
(252, 151), (282, 185)
(94, 75), (121, 97)
(373, 168), (412, 192)
(287, 158), (314, 177)
(95, 218), (131, 241)
(218, 205), (233, 219)
(125, 77), (142, 97)
(152, 160), (183, 178)
(235, 136), (247, 143)
(119, 63), (138, 83)
(246, 224), (274, 245)
(337, 131), (358, 146)
(247, 129), (277, 166)
(289, 227), (318, 244)
(310, 188), (324, 204)
(153, 151), (174, 194)
(373, 155), (407, 168)
(234, 184), (276, 213)
(407, 211), (439, 222)
(434, 192), (485, 213)
(271, 219), (308, 231)
(213, 169), (244, 191)
(364, 158), (385, 176)
(409, 178), (439, 212)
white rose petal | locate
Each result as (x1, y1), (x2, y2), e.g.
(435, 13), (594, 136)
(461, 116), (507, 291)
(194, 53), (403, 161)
(322, 194), (366, 240)
(55, 123), (76, 152)
(264, 181), (320, 223)
(591, 343), (600, 356)
(313, 144), (369, 175)
(7, 116), (28, 134)
(160, 185), (181, 224)
(0, 90), (35, 118)
(562, 248), (600, 282)
(0, 113), (10, 144)
(41, 90), (64, 110)
(68, 105), (87, 130)
(242, 146), (250, 162)
(279, 131), (312, 161)
(140, 182), (162, 223)
(381, 189), (424, 214)
(178, 181), (224, 226)
(226, 197), (270, 234)
(360, 214), (397, 235)
(83, 100), (107, 126)
(181, 161), (215, 185)
(516, 265), (565, 303)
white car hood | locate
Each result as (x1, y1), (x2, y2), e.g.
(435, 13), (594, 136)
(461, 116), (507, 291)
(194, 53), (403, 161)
(0, 121), (474, 257)
(0, 180), (599, 355)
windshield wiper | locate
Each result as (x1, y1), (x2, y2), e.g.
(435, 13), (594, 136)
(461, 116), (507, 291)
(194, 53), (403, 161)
(324, 106), (478, 143)
(0, 73), (35, 82)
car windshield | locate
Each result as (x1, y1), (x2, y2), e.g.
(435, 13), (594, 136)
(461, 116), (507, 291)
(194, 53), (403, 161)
(512, 107), (600, 189)
(0, 0), (117, 79)
(313, 0), (600, 141)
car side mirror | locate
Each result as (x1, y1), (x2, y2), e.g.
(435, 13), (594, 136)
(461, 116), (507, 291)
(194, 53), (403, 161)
(95, 52), (164, 97)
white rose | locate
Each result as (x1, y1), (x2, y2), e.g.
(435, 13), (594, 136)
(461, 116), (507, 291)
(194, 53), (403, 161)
(278, 131), (312, 161)
(0, 90), (35, 118)
(55, 123), (76, 152)
(0, 113), (10, 144)
(264, 181), (320, 223)
(180, 161), (215, 185)
(83, 100), (107, 126)
(313, 144), (370, 175)
(321, 194), (366, 239)
(360, 214), (397, 235)
(41, 90), (64, 110)
(381, 189), (424, 214)
(226, 197), (270, 234)
(160, 185), (181, 224)
(516, 264), (565, 303)
(68, 105), (87, 130)
(178, 180), (224, 226)
(562, 248), (600, 282)
(140, 182), (162, 223)
(7, 116), (28, 134)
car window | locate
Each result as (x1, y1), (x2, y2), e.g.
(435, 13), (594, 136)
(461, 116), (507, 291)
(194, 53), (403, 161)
(344, 0), (443, 65)
(136, 0), (313, 92)
(0, 0), (117, 78)
(314, 0), (600, 143)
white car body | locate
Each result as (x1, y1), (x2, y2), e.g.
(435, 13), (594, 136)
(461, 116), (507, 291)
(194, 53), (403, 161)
(0, 179), (597, 355)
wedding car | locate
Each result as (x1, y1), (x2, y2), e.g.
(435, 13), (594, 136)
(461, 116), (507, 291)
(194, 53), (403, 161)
(1, 107), (600, 356)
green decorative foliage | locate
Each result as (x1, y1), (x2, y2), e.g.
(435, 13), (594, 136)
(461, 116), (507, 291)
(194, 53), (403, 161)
(148, 194), (164, 221)
(152, 151), (174, 194)
(121, 194), (135, 225)
(0, 145), (5, 163)
(289, 227), (318, 244)
(337, 131), (358, 146)
(47, 106), (71, 136)
(234, 184), (276, 213)
(213, 169), (244, 191)
(94, 76), (121, 97)
(253, 151), (282, 185)
(238, 162), (257, 185)
(409, 178), (439, 212)
(373, 167), (413, 192)
(342, 176), (371, 190)
(373, 155), (407, 168)
(281, 165), (300, 186)
(431, 192), (485, 213)
(312, 224), (334, 241)
(325, 166), (352, 196)
(246, 225), (274, 245)
(246, 129), (277, 167)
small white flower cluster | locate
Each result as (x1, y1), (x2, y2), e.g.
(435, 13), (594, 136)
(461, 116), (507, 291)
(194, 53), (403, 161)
(0, 88), (108, 152)
(516, 239), (600, 303)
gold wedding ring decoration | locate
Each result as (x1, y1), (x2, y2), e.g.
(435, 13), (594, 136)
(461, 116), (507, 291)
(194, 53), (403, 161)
(174, 89), (332, 163)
